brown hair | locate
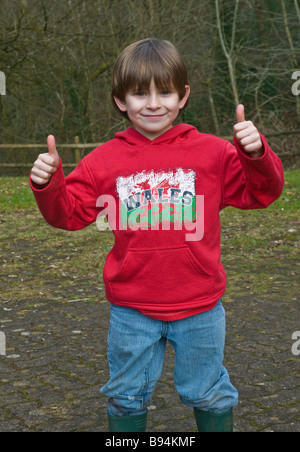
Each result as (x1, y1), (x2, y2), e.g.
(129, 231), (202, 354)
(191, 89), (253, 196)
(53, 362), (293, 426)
(112, 38), (189, 119)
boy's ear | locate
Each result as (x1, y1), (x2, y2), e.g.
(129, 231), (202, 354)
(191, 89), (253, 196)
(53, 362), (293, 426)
(179, 85), (190, 110)
(114, 96), (127, 112)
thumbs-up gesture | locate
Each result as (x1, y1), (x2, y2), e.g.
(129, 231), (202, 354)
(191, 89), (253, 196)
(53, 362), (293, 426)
(30, 135), (60, 186)
(233, 105), (263, 158)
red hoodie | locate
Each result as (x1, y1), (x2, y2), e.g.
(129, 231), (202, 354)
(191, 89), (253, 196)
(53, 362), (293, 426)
(30, 124), (284, 320)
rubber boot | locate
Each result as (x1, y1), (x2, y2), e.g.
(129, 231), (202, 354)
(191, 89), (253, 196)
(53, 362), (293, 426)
(194, 408), (233, 432)
(108, 411), (148, 432)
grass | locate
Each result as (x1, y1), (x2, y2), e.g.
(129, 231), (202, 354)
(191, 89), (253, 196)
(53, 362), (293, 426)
(1, 170), (298, 435)
(0, 178), (36, 211)
(0, 169), (299, 304)
(0, 169), (299, 213)
(219, 168), (299, 250)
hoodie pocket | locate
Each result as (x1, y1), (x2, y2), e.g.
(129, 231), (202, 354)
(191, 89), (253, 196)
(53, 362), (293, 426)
(107, 245), (214, 304)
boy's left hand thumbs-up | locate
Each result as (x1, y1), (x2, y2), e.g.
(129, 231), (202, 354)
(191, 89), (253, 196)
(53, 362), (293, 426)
(233, 104), (263, 158)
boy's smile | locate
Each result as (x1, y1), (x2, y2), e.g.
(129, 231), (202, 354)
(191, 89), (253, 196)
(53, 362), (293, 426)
(114, 79), (190, 141)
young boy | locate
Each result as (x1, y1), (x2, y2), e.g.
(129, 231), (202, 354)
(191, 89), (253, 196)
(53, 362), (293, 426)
(30, 38), (284, 432)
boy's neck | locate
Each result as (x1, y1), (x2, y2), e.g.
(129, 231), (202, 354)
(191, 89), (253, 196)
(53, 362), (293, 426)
(134, 124), (174, 141)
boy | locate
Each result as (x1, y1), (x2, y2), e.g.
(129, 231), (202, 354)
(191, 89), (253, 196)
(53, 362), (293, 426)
(30, 38), (284, 432)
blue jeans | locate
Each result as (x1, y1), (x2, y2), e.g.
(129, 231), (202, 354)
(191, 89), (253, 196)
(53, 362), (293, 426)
(100, 301), (238, 417)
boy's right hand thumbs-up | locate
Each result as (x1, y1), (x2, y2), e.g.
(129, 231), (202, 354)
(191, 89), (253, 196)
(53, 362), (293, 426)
(233, 105), (263, 158)
(47, 135), (60, 166)
(30, 135), (60, 186)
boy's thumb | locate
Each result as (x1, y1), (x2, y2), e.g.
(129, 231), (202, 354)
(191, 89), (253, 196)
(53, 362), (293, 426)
(236, 104), (246, 123)
(47, 135), (59, 161)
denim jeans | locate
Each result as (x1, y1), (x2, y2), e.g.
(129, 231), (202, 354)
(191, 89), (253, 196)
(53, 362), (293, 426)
(100, 300), (238, 417)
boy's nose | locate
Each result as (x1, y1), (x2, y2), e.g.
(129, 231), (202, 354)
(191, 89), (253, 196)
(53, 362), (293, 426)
(147, 93), (161, 109)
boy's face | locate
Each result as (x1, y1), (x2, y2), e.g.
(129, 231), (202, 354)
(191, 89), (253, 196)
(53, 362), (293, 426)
(114, 79), (190, 141)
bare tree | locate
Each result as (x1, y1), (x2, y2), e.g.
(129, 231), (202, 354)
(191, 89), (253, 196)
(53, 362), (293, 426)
(215, 0), (240, 106)
(281, 0), (300, 122)
(1, 0), (300, 156)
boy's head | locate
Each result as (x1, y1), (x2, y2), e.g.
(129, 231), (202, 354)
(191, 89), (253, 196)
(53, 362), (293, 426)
(112, 38), (189, 121)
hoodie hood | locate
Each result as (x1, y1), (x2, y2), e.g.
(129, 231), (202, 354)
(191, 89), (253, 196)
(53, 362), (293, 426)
(114, 124), (198, 146)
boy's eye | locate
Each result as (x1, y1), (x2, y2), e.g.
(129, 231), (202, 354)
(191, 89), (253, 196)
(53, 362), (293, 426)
(131, 90), (172, 97)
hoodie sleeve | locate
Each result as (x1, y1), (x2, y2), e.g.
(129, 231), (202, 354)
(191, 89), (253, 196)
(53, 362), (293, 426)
(221, 133), (284, 210)
(29, 158), (101, 230)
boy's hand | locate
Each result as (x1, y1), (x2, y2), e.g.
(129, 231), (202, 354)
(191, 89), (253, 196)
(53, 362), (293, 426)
(30, 135), (60, 186)
(233, 105), (263, 158)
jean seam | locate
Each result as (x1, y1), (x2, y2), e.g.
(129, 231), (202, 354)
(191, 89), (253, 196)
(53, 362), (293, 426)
(142, 338), (161, 395)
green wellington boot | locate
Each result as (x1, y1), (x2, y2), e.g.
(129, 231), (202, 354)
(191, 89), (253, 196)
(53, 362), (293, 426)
(194, 408), (233, 433)
(108, 411), (148, 432)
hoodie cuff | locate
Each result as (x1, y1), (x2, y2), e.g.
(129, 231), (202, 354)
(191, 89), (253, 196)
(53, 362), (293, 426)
(29, 158), (64, 193)
(233, 132), (267, 162)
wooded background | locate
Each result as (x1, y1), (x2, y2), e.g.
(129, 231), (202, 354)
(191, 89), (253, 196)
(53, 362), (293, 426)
(0, 0), (300, 162)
